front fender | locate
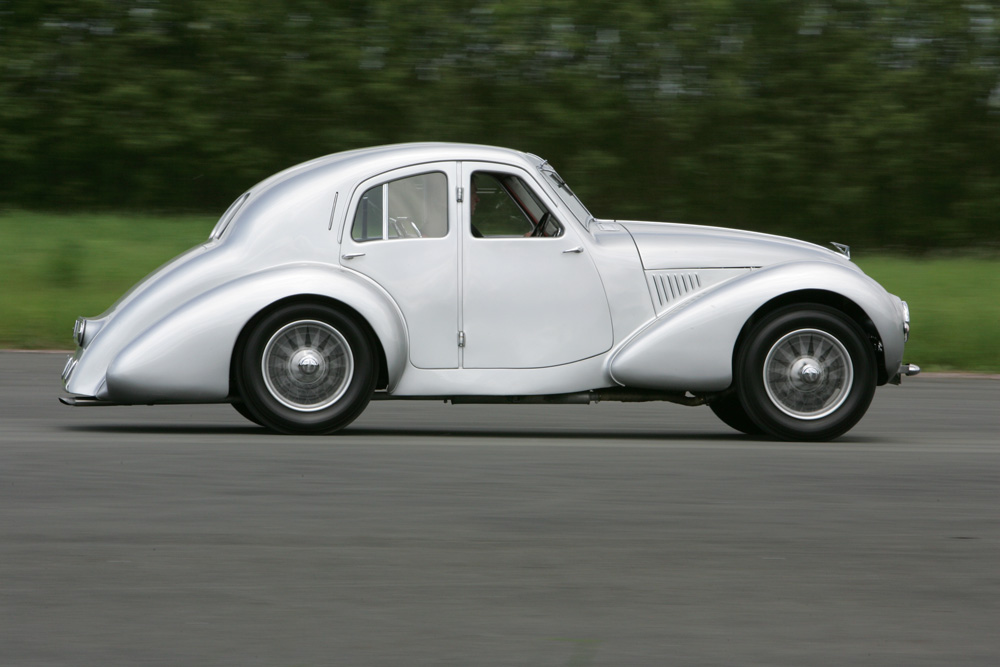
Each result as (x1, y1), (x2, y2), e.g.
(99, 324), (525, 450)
(104, 264), (407, 403)
(609, 262), (904, 392)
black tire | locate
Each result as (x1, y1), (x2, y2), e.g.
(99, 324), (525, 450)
(235, 303), (377, 434)
(708, 392), (764, 435)
(735, 305), (876, 442)
(231, 400), (264, 426)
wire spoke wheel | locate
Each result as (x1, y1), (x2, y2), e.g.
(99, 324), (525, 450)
(736, 306), (876, 441)
(235, 303), (377, 434)
(262, 320), (354, 411)
(763, 328), (853, 420)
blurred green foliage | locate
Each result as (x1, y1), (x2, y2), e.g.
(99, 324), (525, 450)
(2, 1), (1000, 250)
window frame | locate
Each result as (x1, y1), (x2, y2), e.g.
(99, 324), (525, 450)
(468, 169), (564, 239)
(348, 169), (451, 243)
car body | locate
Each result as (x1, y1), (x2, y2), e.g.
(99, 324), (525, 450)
(61, 142), (919, 440)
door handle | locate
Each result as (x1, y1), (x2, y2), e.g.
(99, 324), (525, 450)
(562, 246), (584, 254)
(342, 252), (366, 260)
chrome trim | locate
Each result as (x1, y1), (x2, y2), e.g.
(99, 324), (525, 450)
(901, 300), (910, 342)
(889, 363), (921, 385)
(59, 395), (116, 406)
(328, 191), (339, 230)
(830, 242), (851, 259)
(73, 316), (110, 348)
(73, 317), (86, 347)
(209, 192), (250, 240)
(61, 355), (78, 382)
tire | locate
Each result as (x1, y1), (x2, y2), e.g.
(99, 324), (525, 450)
(735, 305), (876, 442)
(708, 392), (764, 435)
(235, 303), (377, 434)
(231, 400), (264, 426)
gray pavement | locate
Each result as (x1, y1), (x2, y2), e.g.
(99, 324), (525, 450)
(1, 351), (998, 665)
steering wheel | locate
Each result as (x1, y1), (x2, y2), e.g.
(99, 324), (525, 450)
(531, 212), (551, 237)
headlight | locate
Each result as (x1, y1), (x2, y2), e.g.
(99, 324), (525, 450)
(901, 300), (910, 342)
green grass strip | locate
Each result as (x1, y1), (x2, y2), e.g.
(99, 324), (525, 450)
(854, 255), (999, 373)
(1, 211), (996, 371)
(0, 211), (212, 349)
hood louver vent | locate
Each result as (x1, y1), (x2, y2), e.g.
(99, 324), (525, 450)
(646, 268), (753, 315)
(652, 272), (701, 306)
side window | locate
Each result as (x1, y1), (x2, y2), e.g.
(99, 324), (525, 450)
(352, 184), (383, 242)
(352, 172), (448, 242)
(470, 171), (562, 238)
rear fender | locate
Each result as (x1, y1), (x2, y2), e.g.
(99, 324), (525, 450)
(609, 262), (904, 392)
(105, 265), (406, 403)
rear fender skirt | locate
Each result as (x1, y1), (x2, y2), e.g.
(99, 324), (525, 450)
(104, 265), (406, 404)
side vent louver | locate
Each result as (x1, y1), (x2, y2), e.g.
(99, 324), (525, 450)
(645, 268), (753, 315)
(652, 272), (702, 306)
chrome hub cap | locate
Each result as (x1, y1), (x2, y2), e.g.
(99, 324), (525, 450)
(763, 328), (853, 420)
(792, 359), (823, 386)
(293, 350), (322, 375)
(262, 320), (353, 411)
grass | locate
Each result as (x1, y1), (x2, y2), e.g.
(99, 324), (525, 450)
(0, 211), (213, 349)
(853, 255), (1000, 373)
(1, 211), (997, 372)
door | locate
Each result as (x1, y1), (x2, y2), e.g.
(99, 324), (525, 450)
(460, 162), (613, 369)
(340, 162), (459, 369)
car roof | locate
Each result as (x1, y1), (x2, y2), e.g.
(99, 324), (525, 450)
(250, 142), (542, 195)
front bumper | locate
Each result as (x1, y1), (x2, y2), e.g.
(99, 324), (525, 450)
(890, 363), (921, 385)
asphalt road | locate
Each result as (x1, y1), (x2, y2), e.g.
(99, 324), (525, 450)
(1, 351), (998, 666)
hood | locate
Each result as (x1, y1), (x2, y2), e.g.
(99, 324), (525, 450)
(616, 220), (854, 270)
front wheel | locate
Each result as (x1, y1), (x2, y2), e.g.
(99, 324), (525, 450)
(709, 392), (763, 436)
(235, 303), (377, 434)
(735, 306), (876, 441)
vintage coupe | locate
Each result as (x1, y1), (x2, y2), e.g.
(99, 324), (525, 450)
(61, 143), (919, 440)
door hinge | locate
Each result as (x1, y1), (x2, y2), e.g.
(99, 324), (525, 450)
(458, 331), (466, 348)
(456, 186), (464, 203)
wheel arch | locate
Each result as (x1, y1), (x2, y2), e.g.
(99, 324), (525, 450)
(229, 294), (391, 400)
(733, 289), (889, 386)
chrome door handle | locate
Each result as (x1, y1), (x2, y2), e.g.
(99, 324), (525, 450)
(562, 246), (584, 254)
(342, 252), (366, 260)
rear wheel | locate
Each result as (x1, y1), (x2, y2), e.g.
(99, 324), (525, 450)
(735, 305), (876, 441)
(235, 303), (377, 434)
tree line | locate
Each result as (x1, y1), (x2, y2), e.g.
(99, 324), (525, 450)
(3, 0), (1000, 250)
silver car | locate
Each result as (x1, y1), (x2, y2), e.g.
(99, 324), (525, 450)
(61, 143), (919, 440)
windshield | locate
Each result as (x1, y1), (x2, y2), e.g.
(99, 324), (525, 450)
(535, 160), (593, 228)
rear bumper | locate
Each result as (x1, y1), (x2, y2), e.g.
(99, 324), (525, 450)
(59, 396), (116, 407)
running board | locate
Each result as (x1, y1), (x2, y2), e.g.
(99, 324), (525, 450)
(373, 389), (706, 407)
